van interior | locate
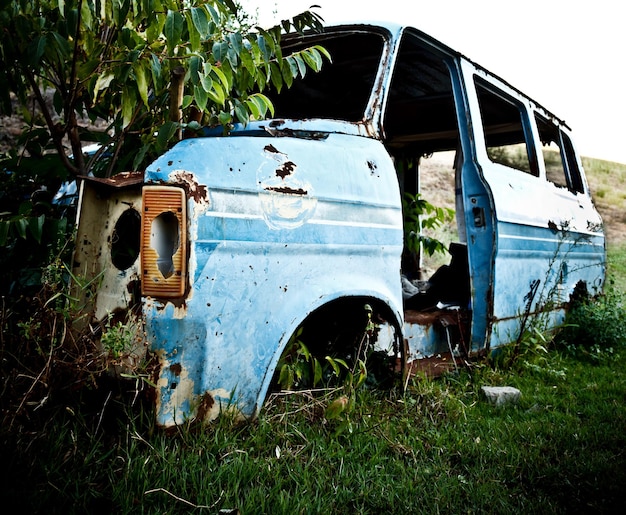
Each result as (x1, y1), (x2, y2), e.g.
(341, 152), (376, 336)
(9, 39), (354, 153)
(276, 28), (475, 359)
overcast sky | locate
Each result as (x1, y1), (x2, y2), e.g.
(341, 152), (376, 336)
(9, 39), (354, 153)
(240, 0), (626, 165)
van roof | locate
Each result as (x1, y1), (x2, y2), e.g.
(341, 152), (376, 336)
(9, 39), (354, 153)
(287, 22), (570, 130)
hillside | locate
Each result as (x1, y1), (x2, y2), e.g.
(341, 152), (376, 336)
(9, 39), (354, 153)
(583, 156), (626, 245)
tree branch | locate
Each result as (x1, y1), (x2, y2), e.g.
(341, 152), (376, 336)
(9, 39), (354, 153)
(23, 68), (79, 177)
(65, 0), (85, 173)
(169, 65), (185, 142)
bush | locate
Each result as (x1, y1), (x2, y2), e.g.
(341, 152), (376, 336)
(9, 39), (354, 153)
(556, 284), (626, 359)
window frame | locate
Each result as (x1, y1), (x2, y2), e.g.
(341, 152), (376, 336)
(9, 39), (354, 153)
(474, 77), (539, 177)
(534, 112), (585, 194)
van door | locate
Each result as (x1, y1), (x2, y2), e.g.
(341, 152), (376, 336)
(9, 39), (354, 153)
(463, 66), (605, 350)
(382, 30), (496, 359)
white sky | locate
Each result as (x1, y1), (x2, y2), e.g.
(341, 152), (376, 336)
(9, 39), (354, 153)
(240, 0), (626, 165)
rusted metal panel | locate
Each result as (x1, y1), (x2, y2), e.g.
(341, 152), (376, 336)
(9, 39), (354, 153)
(82, 170), (144, 188)
(72, 179), (142, 322)
(143, 134), (404, 425)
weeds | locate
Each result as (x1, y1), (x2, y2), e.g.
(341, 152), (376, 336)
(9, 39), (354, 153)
(0, 243), (149, 433)
(556, 285), (626, 361)
(276, 328), (322, 390)
(2, 283), (626, 513)
(4, 346), (625, 513)
(402, 191), (455, 275)
(275, 304), (389, 435)
(488, 219), (605, 379)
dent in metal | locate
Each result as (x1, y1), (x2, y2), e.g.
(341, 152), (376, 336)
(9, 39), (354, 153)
(257, 144), (318, 230)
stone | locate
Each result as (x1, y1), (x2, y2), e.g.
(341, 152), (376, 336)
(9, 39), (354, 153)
(481, 386), (521, 407)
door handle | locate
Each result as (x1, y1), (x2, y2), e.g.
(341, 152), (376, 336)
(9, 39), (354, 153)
(473, 206), (485, 228)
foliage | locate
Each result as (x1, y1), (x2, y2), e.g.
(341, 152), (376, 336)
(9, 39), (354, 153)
(489, 324), (568, 381)
(101, 312), (143, 360)
(2, 247), (91, 427)
(486, 142), (531, 173)
(0, 176), (71, 295)
(0, 250), (154, 435)
(607, 243), (626, 293)
(275, 304), (382, 434)
(556, 285), (626, 361)
(277, 322), (370, 391)
(276, 327), (322, 390)
(489, 260), (625, 375)
(0, 123), (75, 298)
(0, 0), (328, 177)
(402, 191), (455, 257)
(3, 349), (626, 513)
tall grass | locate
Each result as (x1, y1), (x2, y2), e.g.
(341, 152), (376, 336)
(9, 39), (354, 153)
(3, 265), (626, 513)
(583, 156), (626, 211)
(607, 242), (626, 292)
(2, 332), (626, 513)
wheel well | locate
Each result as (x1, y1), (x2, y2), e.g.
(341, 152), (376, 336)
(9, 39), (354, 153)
(270, 296), (403, 391)
(298, 296), (398, 354)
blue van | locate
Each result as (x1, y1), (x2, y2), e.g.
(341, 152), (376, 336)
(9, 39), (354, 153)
(72, 23), (605, 426)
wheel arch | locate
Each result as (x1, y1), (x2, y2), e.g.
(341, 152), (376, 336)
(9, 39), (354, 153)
(255, 292), (404, 414)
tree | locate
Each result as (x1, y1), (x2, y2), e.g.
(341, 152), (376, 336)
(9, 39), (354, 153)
(0, 0), (328, 178)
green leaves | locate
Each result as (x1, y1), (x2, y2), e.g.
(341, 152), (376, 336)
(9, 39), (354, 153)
(156, 121), (179, 151)
(26, 36), (47, 66)
(132, 61), (149, 107)
(190, 6), (210, 38)
(121, 86), (136, 128)
(402, 192), (455, 257)
(0, 204), (46, 247)
(303, 45), (329, 71)
(277, 329), (317, 391)
(0, 0), (328, 177)
(212, 40), (229, 63)
(325, 395), (349, 420)
(164, 9), (184, 56)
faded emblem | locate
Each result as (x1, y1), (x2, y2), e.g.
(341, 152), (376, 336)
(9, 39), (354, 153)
(257, 144), (317, 229)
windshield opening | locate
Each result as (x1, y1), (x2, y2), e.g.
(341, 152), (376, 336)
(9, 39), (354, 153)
(273, 30), (386, 122)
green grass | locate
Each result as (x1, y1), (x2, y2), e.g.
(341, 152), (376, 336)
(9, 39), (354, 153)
(2, 344), (626, 513)
(607, 242), (626, 292)
(583, 156), (626, 210)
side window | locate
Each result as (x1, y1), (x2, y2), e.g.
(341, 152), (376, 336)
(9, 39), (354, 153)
(475, 80), (537, 176)
(534, 114), (568, 188)
(535, 114), (585, 194)
(562, 132), (585, 194)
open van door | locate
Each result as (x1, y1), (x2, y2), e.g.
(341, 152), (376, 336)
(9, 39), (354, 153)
(382, 29), (498, 362)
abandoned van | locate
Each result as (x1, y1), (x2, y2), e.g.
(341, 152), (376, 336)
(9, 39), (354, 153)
(73, 23), (605, 426)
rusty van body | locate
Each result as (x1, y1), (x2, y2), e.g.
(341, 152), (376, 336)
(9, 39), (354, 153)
(72, 23), (605, 426)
